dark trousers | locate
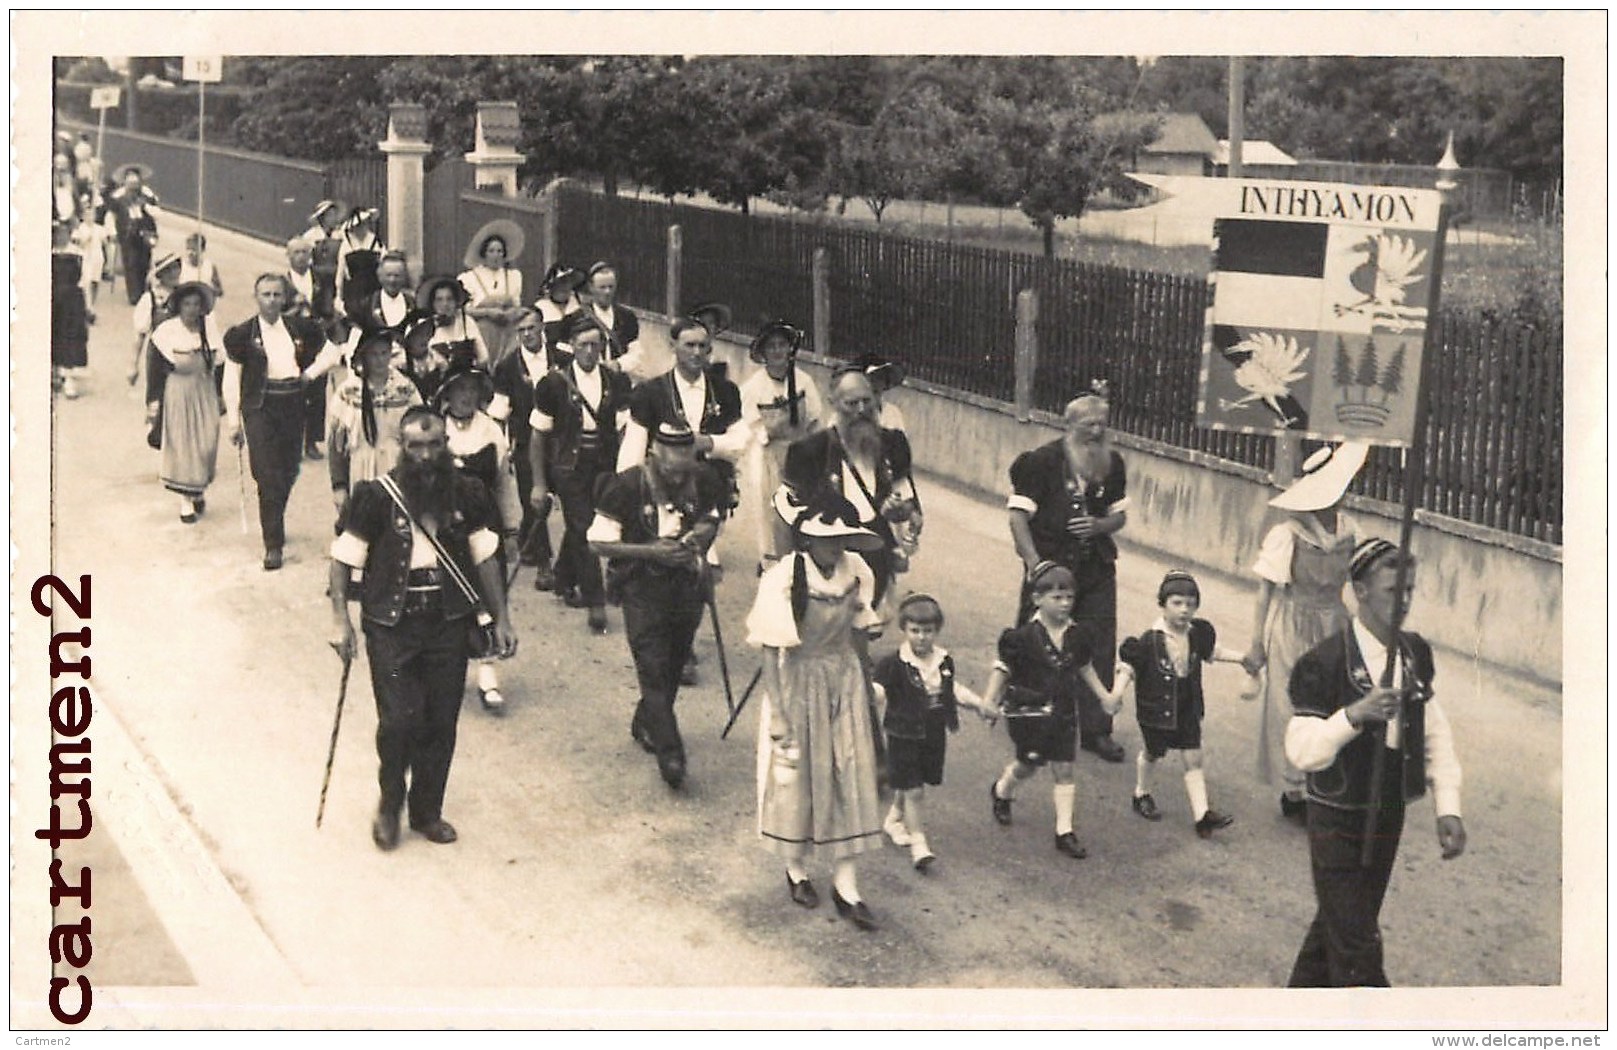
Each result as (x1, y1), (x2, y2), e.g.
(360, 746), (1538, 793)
(122, 238), (151, 305)
(550, 448), (611, 605)
(1288, 800), (1407, 987)
(621, 572), (705, 761)
(512, 435), (553, 568)
(303, 380), (327, 449)
(1017, 558), (1117, 740)
(363, 612), (470, 826)
(242, 389), (305, 551)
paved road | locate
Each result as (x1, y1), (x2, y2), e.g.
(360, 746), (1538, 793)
(45, 220), (1564, 1024)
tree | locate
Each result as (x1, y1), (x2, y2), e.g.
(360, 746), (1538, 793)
(226, 57), (390, 162)
(1331, 335), (1354, 389)
(1380, 343), (1407, 404)
(1356, 337), (1381, 402)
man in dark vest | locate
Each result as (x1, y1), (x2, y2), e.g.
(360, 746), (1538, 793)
(223, 273), (332, 570)
(329, 405), (516, 850)
(1285, 538), (1466, 987)
(529, 313), (633, 632)
(107, 163), (160, 306)
(1005, 385), (1129, 763)
(589, 423), (725, 790)
(775, 366), (919, 609)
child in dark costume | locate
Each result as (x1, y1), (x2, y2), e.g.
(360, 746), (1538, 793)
(1117, 570), (1249, 837)
(869, 593), (996, 871)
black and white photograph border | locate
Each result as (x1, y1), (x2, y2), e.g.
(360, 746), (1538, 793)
(9, 9), (1606, 1036)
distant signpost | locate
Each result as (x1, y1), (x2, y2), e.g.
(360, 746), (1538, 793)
(88, 86), (121, 173)
(182, 56), (222, 231)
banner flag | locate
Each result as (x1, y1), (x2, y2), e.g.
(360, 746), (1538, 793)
(1130, 174), (1445, 447)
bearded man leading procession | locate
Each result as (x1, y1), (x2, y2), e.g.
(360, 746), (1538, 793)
(775, 366), (919, 611)
(529, 312), (633, 633)
(223, 273), (334, 570)
(330, 405), (517, 851)
(1004, 383), (1129, 763)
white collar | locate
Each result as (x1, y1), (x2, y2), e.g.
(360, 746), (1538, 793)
(1352, 616), (1396, 676)
(674, 369), (706, 390)
(899, 641), (948, 669)
(259, 314), (286, 332)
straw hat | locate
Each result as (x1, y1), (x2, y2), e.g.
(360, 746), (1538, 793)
(308, 199), (348, 227)
(1268, 441), (1370, 512)
(112, 162), (152, 184)
(463, 218), (525, 269)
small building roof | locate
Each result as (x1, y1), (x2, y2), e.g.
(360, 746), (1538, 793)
(1141, 112), (1219, 156)
(1213, 139), (1299, 166)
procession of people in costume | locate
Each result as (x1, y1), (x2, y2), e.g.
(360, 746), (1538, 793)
(64, 176), (1466, 975)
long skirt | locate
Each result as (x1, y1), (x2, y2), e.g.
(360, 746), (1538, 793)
(160, 368), (222, 498)
(757, 647), (883, 863)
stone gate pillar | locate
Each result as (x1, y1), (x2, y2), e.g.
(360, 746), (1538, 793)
(465, 101), (524, 196)
(379, 103), (431, 277)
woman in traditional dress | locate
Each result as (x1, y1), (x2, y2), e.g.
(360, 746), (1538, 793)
(747, 495), (886, 930)
(739, 320), (825, 571)
(51, 220), (89, 399)
(145, 281), (225, 523)
(458, 219), (525, 363)
(327, 327), (423, 526)
(336, 206), (387, 319)
(1243, 441), (1368, 823)
(129, 252), (183, 386)
(533, 263), (586, 364)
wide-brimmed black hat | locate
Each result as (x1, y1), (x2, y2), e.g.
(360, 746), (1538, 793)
(416, 275), (470, 313)
(434, 360), (495, 409)
(150, 251), (183, 280)
(851, 352), (905, 392)
(749, 320), (804, 364)
(539, 264), (587, 295)
(166, 280), (216, 316)
(350, 326), (400, 373)
(688, 301), (733, 337)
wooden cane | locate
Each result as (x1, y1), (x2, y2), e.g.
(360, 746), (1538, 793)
(315, 653), (353, 828)
(720, 666), (765, 740)
(236, 439), (249, 534)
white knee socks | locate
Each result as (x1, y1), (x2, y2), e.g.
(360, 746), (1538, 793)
(996, 763), (1023, 800)
(1135, 750), (1154, 797)
(476, 661), (499, 691)
(1184, 768), (1209, 821)
(1052, 784), (1076, 836)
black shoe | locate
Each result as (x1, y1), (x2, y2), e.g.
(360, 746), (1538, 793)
(1081, 735), (1126, 763)
(787, 875), (819, 909)
(1132, 793), (1163, 821)
(533, 568), (556, 592)
(830, 887), (878, 930)
(1195, 810), (1235, 839)
(180, 510), (198, 524)
(1280, 794), (1308, 824)
(991, 782), (1013, 826)
(657, 751), (687, 789)
(371, 807), (401, 851)
(1054, 832), (1088, 859)
(410, 818), (459, 844)
(588, 607), (608, 634)
(563, 588), (589, 609)
(263, 548), (284, 571)
(305, 442), (324, 461)
(630, 720), (657, 754)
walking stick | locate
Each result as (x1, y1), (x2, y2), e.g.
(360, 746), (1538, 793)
(720, 666), (764, 740)
(504, 500), (550, 591)
(315, 653), (353, 828)
(236, 439), (249, 535)
(703, 564), (735, 717)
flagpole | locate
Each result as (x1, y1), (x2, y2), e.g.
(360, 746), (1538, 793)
(196, 79), (206, 233)
(1360, 201), (1450, 868)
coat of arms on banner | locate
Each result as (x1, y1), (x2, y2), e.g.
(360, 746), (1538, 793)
(1183, 179), (1445, 447)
